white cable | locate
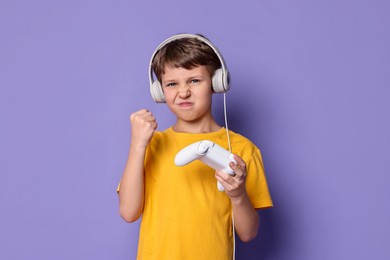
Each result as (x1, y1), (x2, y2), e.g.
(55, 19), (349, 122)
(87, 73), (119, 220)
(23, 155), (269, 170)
(223, 93), (232, 153)
(223, 93), (235, 260)
(232, 213), (236, 260)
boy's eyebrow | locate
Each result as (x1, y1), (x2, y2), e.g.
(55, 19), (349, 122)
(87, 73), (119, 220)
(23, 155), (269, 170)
(161, 77), (176, 83)
(188, 73), (203, 78)
(162, 74), (204, 83)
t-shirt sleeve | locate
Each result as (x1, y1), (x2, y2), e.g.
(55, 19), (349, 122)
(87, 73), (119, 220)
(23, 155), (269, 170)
(245, 148), (273, 209)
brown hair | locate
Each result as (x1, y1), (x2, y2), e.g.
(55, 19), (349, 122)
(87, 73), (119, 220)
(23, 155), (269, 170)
(152, 36), (222, 83)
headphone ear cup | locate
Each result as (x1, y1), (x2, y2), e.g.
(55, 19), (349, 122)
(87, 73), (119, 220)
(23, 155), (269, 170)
(212, 68), (230, 93)
(150, 80), (166, 103)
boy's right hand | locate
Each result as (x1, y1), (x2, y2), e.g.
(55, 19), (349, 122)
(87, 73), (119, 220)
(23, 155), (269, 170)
(130, 109), (158, 148)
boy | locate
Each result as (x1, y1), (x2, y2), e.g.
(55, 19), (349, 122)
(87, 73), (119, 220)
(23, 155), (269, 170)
(118, 34), (272, 259)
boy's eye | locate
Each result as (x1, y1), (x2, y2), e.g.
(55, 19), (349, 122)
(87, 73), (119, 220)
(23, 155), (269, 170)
(190, 79), (200, 84)
(165, 82), (176, 87)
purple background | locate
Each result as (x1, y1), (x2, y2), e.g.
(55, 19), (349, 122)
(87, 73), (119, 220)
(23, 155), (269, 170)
(1, 0), (389, 259)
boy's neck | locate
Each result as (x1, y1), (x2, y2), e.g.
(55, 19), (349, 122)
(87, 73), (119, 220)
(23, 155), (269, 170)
(172, 119), (221, 134)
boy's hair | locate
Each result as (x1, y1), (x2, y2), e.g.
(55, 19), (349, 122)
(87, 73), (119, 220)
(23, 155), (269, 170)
(152, 35), (222, 83)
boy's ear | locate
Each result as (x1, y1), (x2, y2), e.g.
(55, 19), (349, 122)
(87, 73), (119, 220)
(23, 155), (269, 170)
(150, 80), (166, 103)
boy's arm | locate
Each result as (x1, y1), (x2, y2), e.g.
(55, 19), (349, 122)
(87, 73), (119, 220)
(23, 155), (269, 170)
(230, 191), (260, 242)
(118, 109), (157, 223)
(215, 155), (260, 242)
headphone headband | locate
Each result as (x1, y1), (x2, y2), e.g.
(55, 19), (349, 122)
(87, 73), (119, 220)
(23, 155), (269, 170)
(148, 34), (230, 103)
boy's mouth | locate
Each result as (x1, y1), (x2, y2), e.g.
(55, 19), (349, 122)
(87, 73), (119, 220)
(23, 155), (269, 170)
(178, 102), (193, 108)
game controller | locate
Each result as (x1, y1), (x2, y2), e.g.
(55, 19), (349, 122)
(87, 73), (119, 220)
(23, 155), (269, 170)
(174, 140), (236, 191)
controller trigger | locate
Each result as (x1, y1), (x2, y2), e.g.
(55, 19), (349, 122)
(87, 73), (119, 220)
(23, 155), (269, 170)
(197, 142), (210, 154)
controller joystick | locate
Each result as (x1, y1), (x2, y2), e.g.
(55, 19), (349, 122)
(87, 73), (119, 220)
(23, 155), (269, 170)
(174, 140), (236, 191)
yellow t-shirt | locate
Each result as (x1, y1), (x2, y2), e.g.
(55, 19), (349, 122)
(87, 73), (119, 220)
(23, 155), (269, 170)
(125, 127), (272, 260)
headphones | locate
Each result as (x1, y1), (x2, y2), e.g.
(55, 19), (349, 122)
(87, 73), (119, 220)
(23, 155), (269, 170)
(148, 34), (231, 103)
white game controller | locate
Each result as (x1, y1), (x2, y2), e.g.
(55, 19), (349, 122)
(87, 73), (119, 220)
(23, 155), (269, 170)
(174, 140), (236, 192)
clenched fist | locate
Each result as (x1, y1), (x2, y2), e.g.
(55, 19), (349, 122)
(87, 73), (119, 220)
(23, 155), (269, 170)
(130, 109), (158, 148)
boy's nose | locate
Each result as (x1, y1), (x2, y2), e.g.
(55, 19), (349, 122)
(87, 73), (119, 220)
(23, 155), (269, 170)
(178, 85), (191, 98)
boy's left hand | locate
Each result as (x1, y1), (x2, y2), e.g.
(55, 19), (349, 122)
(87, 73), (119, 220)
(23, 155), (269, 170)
(215, 154), (247, 199)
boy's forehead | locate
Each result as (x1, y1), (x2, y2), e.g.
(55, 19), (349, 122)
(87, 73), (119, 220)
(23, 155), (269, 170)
(163, 63), (197, 72)
(162, 65), (210, 80)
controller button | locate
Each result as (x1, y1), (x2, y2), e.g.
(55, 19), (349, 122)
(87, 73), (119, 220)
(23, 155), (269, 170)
(197, 143), (209, 154)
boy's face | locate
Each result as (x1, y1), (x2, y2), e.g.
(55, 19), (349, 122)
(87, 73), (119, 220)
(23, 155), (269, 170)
(161, 65), (213, 124)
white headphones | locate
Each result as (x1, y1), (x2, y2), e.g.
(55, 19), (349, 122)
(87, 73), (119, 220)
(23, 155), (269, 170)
(148, 34), (231, 103)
